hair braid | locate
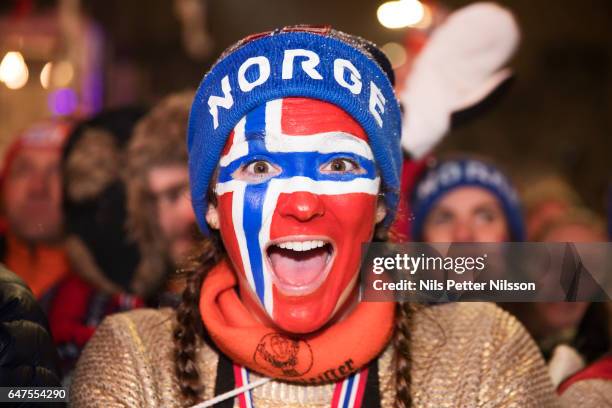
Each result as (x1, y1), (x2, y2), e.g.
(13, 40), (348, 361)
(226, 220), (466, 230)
(173, 235), (224, 403)
(394, 302), (420, 408)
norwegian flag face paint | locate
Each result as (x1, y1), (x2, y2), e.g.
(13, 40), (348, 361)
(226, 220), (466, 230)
(214, 97), (380, 333)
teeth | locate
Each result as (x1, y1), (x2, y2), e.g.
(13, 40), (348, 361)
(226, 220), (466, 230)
(275, 240), (327, 252)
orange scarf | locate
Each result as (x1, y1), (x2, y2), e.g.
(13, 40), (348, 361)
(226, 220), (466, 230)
(199, 260), (396, 383)
(5, 233), (69, 298)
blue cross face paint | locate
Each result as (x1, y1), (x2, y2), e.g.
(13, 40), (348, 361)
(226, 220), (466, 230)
(211, 97), (382, 333)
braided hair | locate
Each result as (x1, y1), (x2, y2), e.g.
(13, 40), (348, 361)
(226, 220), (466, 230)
(173, 234), (222, 403)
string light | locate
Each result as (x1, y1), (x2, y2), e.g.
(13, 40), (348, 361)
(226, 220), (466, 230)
(41, 60), (75, 89)
(377, 0), (426, 29)
(41, 62), (52, 89)
(0, 51), (29, 90)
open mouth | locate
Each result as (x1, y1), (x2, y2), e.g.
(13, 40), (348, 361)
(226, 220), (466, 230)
(266, 238), (334, 294)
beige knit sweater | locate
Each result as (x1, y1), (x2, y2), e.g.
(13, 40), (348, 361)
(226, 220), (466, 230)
(70, 302), (607, 407)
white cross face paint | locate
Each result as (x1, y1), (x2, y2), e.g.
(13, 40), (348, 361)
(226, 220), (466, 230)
(214, 97), (381, 334)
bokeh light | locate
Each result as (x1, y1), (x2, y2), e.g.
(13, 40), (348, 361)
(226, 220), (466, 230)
(0, 51), (29, 90)
(381, 42), (408, 68)
(40, 62), (52, 89)
(377, 0), (426, 29)
(48, 88), (78, 116)
(41, 61), (75, 89)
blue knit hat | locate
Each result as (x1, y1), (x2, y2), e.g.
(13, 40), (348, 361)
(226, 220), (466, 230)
(188, 27), (402, 234)
(410, 157), (525, 241)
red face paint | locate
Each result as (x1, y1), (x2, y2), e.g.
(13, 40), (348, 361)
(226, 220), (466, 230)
(214, 97), (380, 333)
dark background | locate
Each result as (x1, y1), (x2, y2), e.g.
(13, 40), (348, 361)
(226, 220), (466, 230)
(2, 0), (611, 212)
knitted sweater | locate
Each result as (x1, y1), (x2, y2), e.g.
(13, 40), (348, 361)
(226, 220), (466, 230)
(69, 302), (603, 407)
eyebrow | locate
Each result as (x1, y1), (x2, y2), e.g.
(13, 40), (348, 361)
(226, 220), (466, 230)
(154, 182), (190, 197)
(473, 202), (503, 212)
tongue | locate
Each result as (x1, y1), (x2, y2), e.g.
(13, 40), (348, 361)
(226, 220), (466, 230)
(269, 246), (329, 286)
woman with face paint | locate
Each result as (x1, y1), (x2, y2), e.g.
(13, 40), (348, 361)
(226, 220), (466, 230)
(70, 27), (565, 407)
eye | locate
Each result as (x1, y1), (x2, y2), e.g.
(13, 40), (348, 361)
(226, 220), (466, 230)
(167, 183), (190, 203)
(234, 159), (281, 182)
(248, 160), (272, 174)
(321, 158), (362, 174)
(474, 207), (501, 224)
(429, 209), (454, 225)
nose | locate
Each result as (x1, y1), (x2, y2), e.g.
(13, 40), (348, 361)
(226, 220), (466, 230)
(452, 221), (474, 242)
(277, 192), (325, 222)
